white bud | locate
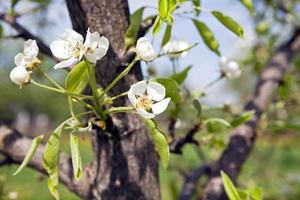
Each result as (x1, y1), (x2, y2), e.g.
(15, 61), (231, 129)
(162, 39), (190, 59)
(136, 37), (157, 62)
(220, 57), (241, 79)
(10, 66), (30, 86)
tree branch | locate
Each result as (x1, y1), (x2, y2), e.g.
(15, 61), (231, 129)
(0, 13), (55, 59)
(200, 27), (300, 200)
(0, 124), (89, 198)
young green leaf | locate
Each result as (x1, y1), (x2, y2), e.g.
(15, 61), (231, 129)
(193, 99), (202, 118)
(65, 61), (88, 94)
(162, 24), (172, 47)
(239, 0), (254, 13)
(193, 19), (220, 55)
(204, 118), (231, 128)
(221, 171), (241, 200)
(153, 77), (181, 103)
(152, 16), (163, 36)
(192, 0), (201, 16)
(211, 11), (244, 38)
(145, 119), (170, 169)
(69, 133), (83, 180)
(247, 187), (263, 200)
(158, 0), (169, 20)
(230, 110), (254, 128)
(171, 65), (192, 85)
(125, 7), (145, 49)
(43, 125), (64, 200)
(13, 135), (44, 176)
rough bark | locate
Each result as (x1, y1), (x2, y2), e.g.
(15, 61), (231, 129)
(65, 1), (160, 200)
(200, 27), (300, 200)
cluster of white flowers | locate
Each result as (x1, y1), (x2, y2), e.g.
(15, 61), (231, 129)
(10, 39), (39, 86)
(220, 56), (241, 79)
(10, 30), (171, 118)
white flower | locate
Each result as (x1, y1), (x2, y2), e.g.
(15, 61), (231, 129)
(14, 39), (39, 68)
(162, 39), (190, 59)
(10, 66), (30, 86)
(128, 80), (171, 119)
(136, 37), (157, 62)
(220, 56), (241, 79)
(50, 29), (109, 69)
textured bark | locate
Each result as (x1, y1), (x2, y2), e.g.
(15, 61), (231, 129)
(200, 27), (300, 200)
(65, 1), (160, 200)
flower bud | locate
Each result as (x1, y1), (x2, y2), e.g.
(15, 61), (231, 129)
(10, 66), (30, 86)
(220, 56), (241, 79)
(136, 37), (157, 62)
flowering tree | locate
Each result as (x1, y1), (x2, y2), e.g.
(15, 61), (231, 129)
(1, 0), (300, 199)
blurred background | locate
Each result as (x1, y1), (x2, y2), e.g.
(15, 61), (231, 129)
(0, 0), (300, 199)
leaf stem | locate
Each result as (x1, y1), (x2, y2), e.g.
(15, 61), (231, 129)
(111, 92), (128, 101)
(36, 67), (64, 90)
(108, 107), (134, 114)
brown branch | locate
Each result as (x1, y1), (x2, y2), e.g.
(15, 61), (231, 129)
(200, 27), (300, 199)
(0, 13), (55, 59)
(170, 123), (200, 154)
(137, 15), (156, 39)
(0, 124), (89, 198)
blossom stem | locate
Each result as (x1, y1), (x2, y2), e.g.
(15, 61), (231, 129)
(203, 75), (223, 89)
(108, 107), (134, 114)
(36, 67), (64, 90)
(84, 58), (103, 117)
(171, 59), (176, 74)
(111, 92), (128, 101)
(103, 56), (139, 96)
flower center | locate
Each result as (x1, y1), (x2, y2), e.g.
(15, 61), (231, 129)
(136, 95), (153, 111)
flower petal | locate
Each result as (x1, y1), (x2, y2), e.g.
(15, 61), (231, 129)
(127, 80), (147, 106)
(136, 109), (155, 119)
(147, 82), (165, 101)
(151, 98), (171, 115)
(53, 57), (79, 69)
(23, 39), (39, 61)
(50, 39), (73, 59)
(14, 53), (25, 66)
(60, 29), (83, 44)
(10, 66), (30, 86)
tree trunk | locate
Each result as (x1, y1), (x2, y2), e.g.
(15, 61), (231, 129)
(65, 0), (160, 199)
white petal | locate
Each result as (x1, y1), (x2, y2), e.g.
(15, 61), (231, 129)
(10, 66), (30, 86)
(226, 61), (241, 79)
(136, 37), (156, 62)
(220, 56), (228, 68)
(151, 98), (171, 115)
(23, 39), (39, 60)
(60, 29), (83, 44)
(50, 39), (72, 59)
(136, 109), (155, 119)
(14, 53), (25, 66)
(127, 80), (147, 106)
(85, 53), (98, 63)
(87, 45), (108, 63)
(147, 82), (165, 101)
(53, 57), (79, 69)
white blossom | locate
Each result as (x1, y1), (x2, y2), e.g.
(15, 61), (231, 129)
(50, 29), (109, 69)
(220, 56), (241, 79)
(10, 66), (30, 86)
(136, 37), (157, 62)
(128, 81), (171, 119)
(14, 39), (39, 68)
(162, 39), (190, 59)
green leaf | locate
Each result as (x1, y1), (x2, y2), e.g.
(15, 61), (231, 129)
(221, 171), (241, 200)
(0, 25), (3, 38)
(152, 16), (163, 36)
(204, 118), (231, 133)
(193, 99), (202, 118)
(153, 77), (181, 103)
(162, 24), (172, 47)
(192, 0), (201, 16)
(211, 11), (244, 38)
(158, 0), (169, 20)
(65, 61), (88, 94)
(230, 111), (254, 128)
(239, 0), (254, 13)
(125, 7), (144, 49)
(193, 19), (220, 55)
(247, 187), (263, 200)
(144, 119), (170, 169)
(69, 133), (83, 180)
(13, 135), (44, 176)
(11, 0), (20, 7)
(171, 65), (192, 85)
(43, 125), (64, 200)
